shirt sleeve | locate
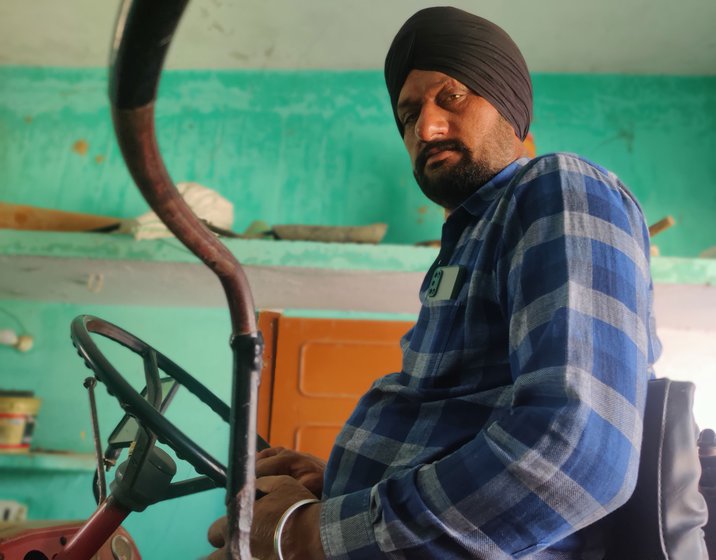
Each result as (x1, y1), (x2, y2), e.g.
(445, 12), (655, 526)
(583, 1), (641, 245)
(319, 154), (656, 559)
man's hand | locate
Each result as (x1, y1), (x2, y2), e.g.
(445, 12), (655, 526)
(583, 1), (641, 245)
(251, 475), (325, 560)
(207, 476), (325, 560)
(207, 447), (327, 559)
(207, 515), (229, 560)
(256, 447), (326, 497)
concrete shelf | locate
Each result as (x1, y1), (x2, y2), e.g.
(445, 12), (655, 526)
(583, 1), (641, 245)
(1, 230), (714, 330)
(0, 451), (97, 472)
(0, 230), (435, 315)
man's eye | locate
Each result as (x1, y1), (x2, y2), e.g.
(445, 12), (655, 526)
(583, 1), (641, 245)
(401, 113), (417, 126)
(446, 93), (464, 102)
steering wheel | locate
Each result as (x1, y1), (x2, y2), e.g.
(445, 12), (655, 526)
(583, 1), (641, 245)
(71, 314), (266, 499)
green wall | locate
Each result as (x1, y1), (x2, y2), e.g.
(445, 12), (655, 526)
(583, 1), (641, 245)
(1, 67), (715, 558)
(532, 74), (716, 257)
(0, 301), (233, 453)
(0, 299), (232, 558)
(2, 67), (715, 255)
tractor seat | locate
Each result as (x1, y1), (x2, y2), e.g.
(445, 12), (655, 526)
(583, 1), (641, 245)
(601, 378), (709, 559)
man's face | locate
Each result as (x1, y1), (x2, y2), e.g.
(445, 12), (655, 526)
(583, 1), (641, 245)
(396, 70), (519, 210)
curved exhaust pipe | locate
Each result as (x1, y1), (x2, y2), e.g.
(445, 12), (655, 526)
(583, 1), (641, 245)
(109, 2), (260, 558)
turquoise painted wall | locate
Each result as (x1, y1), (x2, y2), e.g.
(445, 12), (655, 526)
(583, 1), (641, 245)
(2, 67), (715, 255)
(2, 67), (716, 558)
(0, 299), (232, 558)
(531, 74), (716, 258)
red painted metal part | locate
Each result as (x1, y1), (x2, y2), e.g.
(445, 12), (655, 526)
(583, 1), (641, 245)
(54, 496), (132, 560)
(110, 105), (256, 336)
(0, 516), (139, 559)
(110, 4), (262, 557)
(111, 102), (260, 560)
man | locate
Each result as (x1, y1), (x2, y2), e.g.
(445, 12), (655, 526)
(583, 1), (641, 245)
(209, 6), (659, 559)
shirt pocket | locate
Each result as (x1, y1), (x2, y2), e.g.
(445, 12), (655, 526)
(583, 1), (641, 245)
(402, 295), (464, 384)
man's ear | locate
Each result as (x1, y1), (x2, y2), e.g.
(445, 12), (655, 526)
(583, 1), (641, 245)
(521, 132), (536, 158)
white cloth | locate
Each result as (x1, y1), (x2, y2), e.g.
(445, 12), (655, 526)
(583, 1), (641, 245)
(119, 182), (234, 240)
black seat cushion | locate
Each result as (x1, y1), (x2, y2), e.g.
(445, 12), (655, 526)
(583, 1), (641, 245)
(603, 378), (708, 559)
(698, 430), (716, 558)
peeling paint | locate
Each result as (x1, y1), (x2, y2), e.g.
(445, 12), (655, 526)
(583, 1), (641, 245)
(86, 272), (104, 293)
(1, 67), (715, 255)
(0, 230), (438, 271)
(72, 139), (88, 155)
(1, 230), (713, 285)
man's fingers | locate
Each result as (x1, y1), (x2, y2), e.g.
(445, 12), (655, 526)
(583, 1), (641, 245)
(207, 515), (228, 548)
(255, 448), (326, 498)
(256, 453), (300, 479)
(256, 446), (285, 460)
(255, 474), (297, 495)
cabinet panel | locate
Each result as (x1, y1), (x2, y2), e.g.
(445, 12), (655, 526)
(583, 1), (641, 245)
(269, 317), (413, 460)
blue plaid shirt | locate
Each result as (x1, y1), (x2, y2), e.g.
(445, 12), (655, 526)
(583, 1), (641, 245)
(319, 153), (660, 559)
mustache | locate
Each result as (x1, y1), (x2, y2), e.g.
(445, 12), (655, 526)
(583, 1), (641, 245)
(415, 139), (471, 173)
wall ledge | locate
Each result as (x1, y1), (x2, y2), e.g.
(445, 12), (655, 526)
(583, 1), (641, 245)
(0, 450), (96, 472)
(1, 230), (714, 330)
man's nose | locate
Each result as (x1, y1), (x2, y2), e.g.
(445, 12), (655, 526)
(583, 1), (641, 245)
(414, 104), (448, 142)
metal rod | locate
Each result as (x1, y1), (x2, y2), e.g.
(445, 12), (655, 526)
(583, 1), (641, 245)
(227, 334), (262, 559)
(84, 376), (107, 504)
(110, 105), (257, 336)
(109, 2), (261, 557)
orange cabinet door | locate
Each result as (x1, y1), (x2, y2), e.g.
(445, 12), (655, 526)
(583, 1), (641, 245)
(269, 317), (413, 461)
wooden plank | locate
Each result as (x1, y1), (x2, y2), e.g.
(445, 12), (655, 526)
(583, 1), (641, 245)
(0, 203), (119, 232)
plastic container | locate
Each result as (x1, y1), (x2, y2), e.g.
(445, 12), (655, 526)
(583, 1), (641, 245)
(0, 391), (41, 453)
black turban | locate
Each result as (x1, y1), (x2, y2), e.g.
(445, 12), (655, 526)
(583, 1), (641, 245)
(384, 6), (533, 140)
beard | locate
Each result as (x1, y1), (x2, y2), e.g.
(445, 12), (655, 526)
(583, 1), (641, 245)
(412, 116), (518, 210)
(413, 139), (504, 210)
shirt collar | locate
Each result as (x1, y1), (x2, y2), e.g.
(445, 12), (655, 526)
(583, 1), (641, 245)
(436, 158), (529, 259)
(454, 158), (528, 220)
